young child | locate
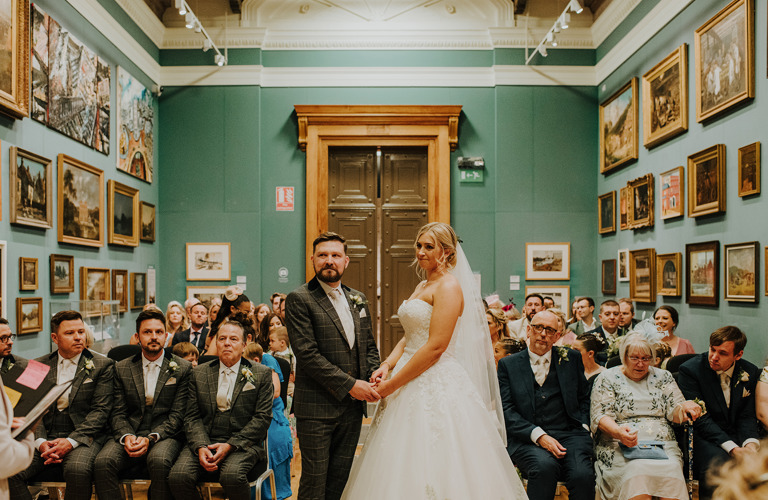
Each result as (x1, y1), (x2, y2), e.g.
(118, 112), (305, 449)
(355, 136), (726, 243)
(172, 341), (199, 367)
(494, 338), (527, 367)
(269, 326), (296, 387)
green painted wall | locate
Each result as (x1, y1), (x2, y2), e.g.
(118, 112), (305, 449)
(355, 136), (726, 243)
(597, 0), (768, 364)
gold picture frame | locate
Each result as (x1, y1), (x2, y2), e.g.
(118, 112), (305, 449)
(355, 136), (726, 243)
(140, 201), (155, 242)
(112, 269), (128, 313)
(0, 0), (30, 119)
(16, 297), (42, 335)
(643, 44), (688, 148)
(598, 191), (616, 234)
(57, 155), (104, 247)
(657, 252), (682, 296)
(9, 147), (52, 229)
(695, 0), (754, 122)
(107, 180), (139, 247)
(50, 254), (74, 294)
(80, 267), (110, 317)
(724, 241), (758, 303)
(131, 272), (147, 309)
(660, 166), (684, 220)
(627, 173), (654, 229)
(688, 144), (726, 217)
(630, 248), (656, 303)
(600, 78), (638, 174)
(619, 186), (629, 230)
(19, 257), (38, 291)
(738, 141), (760, 197)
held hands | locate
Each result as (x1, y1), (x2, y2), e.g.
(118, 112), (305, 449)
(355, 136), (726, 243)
(349, 380), (381, 402)
(40, 438), (74, 465)
(370, 363), (390, 385)
(615, 425), (639, 448)
(124, 435), (150, 457)
(536, 434), (567, 459)
(680, 401), (703, 423)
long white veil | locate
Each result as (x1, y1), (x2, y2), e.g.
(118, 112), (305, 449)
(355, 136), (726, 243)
(450, 243), (507, 445)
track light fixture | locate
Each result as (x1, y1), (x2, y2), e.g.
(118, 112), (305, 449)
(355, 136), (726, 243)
(174, 0), (186, 15)
(525, 0), (584, 65)
(215, 54), (226, 66)
(569, 0), (584, 14)
(175, 0), (228, 67)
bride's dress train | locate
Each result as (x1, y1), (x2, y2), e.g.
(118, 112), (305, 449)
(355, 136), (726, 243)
(341, 299), (528, 499)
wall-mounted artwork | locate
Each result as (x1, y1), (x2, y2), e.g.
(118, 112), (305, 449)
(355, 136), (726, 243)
(688, 144), (726, 217)
(80, 266), (110, 316)
(657, 252), (682, 296)
(186, 243), (232, 281)
(686, 240), (719, 306)
(30, 3), (48, 123)
(187, 286), (228, 311)
(643, 44), (688, 148)
(57, 154), (104, 247)
(117, 66), (154, 183)
(660, 167), (684, 220)
(131, 272), (146, 309)
(19, 257), (37, 291)
(602, 259), (616, 295)
(0, 0), (30, 119)
(50, 254), (74, 294)
(619, 186), (628, 230)
(140, 201), (155, 242)
(112, 269), (128, 313)
(724, 241), (758, 303)
(627, 173), (654, 229)
(695, 0), (754, 122)
(524, 286), (570, 313)
(598, 191), (616, 234)
(618, 248), (629, 282)
(600, 78), (638, 174)
(107, 180), (139, 247)
(738, 141), (760, 197)
(94, 60), (110, 154)
(630, 248), (656, 303)
(9, 147), (52, 229)
(16, 297), (43, 335)
(525, 243), (570, 280)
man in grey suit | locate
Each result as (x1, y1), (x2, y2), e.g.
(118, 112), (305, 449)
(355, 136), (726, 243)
(94, 309), (192, 500)
(286, 231), (381, 500)
(168, 318), (273, 500)
(9, 310), (115, 500)
(0, 317), (27, 373)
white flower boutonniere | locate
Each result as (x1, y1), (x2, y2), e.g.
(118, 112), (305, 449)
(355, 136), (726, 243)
(83, 359), (95, 377)
(694, 397), (708, 416)
(350, 294), (367, 308)
(738, 369), (749, 384)
(555, 346), (569, 364)
(168, 361), (179, 375)
(241, 367), (256, 385)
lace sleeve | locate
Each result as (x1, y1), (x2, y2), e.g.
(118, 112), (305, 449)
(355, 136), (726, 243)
(590, 371), (616, 434)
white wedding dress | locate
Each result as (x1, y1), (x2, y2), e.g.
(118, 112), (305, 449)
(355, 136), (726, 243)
(341, 299), (528, 499)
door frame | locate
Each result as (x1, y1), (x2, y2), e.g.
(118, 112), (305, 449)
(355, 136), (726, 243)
(294, 105), (462, 280)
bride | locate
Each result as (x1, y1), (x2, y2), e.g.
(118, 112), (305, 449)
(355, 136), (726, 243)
(341, 222), (528, 499)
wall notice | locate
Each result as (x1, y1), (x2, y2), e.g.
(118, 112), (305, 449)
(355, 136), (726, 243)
(276, 187), (294, 211)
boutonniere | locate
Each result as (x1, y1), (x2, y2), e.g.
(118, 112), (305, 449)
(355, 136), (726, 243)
(241, 367), (256, 385)
(743, 387), (752, 398)
(2, 358), (13, 371)
(555, 346), (569, 364)
(168, 361), (179, 375)
(738, 369), (749, 384)
(83, 359), (95, 377)
(693, 397), (708, 416)
(349, 294), (367, 308)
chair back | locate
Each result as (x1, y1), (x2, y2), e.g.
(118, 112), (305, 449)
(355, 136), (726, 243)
(107, 344), (141, 362)
(606, 355), (622, 368)
(198, 355), (219, 365)
(274, 356), (291, 407)
(665, 353), (697, 374)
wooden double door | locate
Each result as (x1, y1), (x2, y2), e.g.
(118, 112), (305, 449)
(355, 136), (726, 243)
(327, 146), (428, 358)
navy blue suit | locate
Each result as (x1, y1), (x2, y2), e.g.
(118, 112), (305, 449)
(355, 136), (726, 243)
(498, 347), (594, 500)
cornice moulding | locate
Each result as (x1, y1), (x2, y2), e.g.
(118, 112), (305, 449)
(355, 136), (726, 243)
(114, 0), (165, 48)
(590, 0), (643, 48)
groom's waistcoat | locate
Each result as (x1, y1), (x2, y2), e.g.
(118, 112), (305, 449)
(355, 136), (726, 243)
(533, 368), (570, 434)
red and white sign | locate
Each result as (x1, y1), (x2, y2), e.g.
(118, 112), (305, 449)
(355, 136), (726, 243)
(276, 186), (294, 211)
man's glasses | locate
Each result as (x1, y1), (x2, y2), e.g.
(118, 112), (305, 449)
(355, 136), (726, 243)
(530, 323), (560, 338)
(0, 334), (16, 343)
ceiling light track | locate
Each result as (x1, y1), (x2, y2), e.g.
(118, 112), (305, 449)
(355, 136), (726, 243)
(175, 0), (227, 66)
(525, 0), (583, 65)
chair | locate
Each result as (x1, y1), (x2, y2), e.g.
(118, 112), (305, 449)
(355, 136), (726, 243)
(199, 435), (277, 500)
(198, 354), (219, 365)
(665, 353), (697, 374)
(274, 356), (291, 408)
(606, 355), (622, 368)
(107, 344), (141, 362)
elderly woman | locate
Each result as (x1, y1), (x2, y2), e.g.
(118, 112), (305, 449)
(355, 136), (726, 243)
(590, 331), (702, 500)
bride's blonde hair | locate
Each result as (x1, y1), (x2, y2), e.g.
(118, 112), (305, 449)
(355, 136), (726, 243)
(413, 222), (458, 279)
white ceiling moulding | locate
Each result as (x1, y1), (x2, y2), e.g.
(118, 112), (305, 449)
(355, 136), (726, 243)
(490, 26), (593, 49)
(590, 0), (643, 48)
(114, 0), (165, 48)
(262, 29), (495, 50)
(160, 65), (263, 86)
(162, 27), (266, 49)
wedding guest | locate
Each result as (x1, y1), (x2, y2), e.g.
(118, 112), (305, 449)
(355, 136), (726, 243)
(254, 303), (271, 328)
(572, 333), (606, 385)
(208, 298), (222, 325)
(568, 297), (600, 336)
(653, 341), (672, 369)
(271, 293), (286, 314)
(542, 297), (555, 309)
(591, 331), (702, 500)
(0, 318), (27, 373)
(184, 298), (201, 321)
(205, 287), (252, 357)
(654, 305), (694, 355)
(494, 338), (526, 367)
(173, 302), (209, 351)
(486, 307), (511, 344)
(172, 342), (199, 367)
(165, 302), (189, 345)
(617, 298), (637, 336)
(508, 294), (544, 340)
(550, 308), (576, 346)
(1, 376), (35, 500)
(258, 313), (284, 352)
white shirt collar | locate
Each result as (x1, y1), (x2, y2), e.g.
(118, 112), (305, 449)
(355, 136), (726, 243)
(581, 317), (596, 330)
(717, 363), (736, 379)
(221, 358), (242, 376)
(528, 349), (552, 366)
(58, 352), (82, 367)
(142, 354), (163, 369)
(318, 280), (342, 297)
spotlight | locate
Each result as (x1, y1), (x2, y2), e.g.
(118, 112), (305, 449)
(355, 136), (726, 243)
(194, 21), (202, 33)
(537, 45), (547, 57)
(175, 0), (187, 15)
(561, 12), (570, 29)
(569, 0), (584, 14)
(203, 39), (213, 52)
(215, 54), (226, 66)
(185, 12), (195, 29)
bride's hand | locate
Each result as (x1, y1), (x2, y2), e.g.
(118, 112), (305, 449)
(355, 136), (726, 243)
(375, 380), (395, 398)
(370, 363), (390, 384)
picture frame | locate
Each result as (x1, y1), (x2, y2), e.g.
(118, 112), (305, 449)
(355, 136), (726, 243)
(19, 257), (38, 291)
(627, 173), (655, 229)
(643, 44), (689, 148)
(694, 0), (754, 122)
(660, 167), (685, 220)
(140, 201), (156, 242)
(738, 142), (760, 197)
(686, 240), (720, 306)
(602, 259), (617, 295)
(525, 243), (570, 281)
(0, 241), (6, 318)
(16, 297), (43, 335)
(598, 191), (616, 234)
(600, 78), (638, 174)
(107, 180), (139, 247)
(630, 248), (656, 303)
(186, 286), (229, 311)
(0, 0), (30, 119)
(619, 186), (629, 230)
(657, 252), (683, 296)
(111, 269), (129, 313)
(618, 248), (630, 282)
(131, 272), (147, 309)
(688, 144), (726, 217)
(186, 243), (232, 281)
(9, 147), (52, 229)
(80, 267), (110, 316)
(117, 67), (154, 183)
(50, 254), (74, 293)
(524, 286), (570, 313)
(57, 154), (104, 247)
(724, 241), (759, 303)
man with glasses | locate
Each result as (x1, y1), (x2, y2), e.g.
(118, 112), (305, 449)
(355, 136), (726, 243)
(0, 318), (27, 373)
(498, 310), (594, 500)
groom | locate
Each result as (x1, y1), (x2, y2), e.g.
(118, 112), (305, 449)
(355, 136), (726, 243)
(498, 309), (595, 500)
(285, 232), (381, 500)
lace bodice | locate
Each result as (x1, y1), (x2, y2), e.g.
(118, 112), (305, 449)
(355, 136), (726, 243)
(397, 299), (457, 361)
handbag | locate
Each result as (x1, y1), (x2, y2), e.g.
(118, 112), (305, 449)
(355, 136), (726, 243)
(619, 440), (668, 460)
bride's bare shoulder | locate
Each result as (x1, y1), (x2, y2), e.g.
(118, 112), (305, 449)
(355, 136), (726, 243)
(435, 273), (461, 295)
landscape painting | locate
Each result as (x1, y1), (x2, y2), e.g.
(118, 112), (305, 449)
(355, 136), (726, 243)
(525, 243), (570, 280)
(57, 155), (104, 247)
(10, 147), (52, 229)
(186, 243), (231, 281)
(140, 201), (155, 242)
(686, 241), (719, 306)
(724, 241), (758, 302)
(600, 78), (638, 174)
(117, 66), (154, 183)
(17, 297), (43, 334)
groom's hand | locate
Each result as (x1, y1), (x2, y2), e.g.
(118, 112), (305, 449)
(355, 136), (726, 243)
(349, 380), (381, 402)
(536, 434), (567, 459)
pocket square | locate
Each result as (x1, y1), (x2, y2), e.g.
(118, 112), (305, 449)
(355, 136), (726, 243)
(743, 387), (751, 398)
(243, 382), (256, 392)
(165, 378), (177, 385)
(83, 378), (93, 384)
(359, 309), (367, 318)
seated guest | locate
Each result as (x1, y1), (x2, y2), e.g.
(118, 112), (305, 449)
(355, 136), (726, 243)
(494, 338), (527, 367)
(572, 333), (606, 386)
(653, 341), (672, 369)
(508, 293), (544, 340)
(94, 309), (193, 500)
(257, 312), (284, 352)
(568, 297), (600, 336)
(270, 293), (285, 314)
(549, 308), (576, 346)
(172, 342), (199, 367)
(654, 305), (694, 355)
(164, 301), (189, 346)
(209, 298), (222, 326)
(205, 286), (252, 357)
(498, 310), (594, 500)
(617, 298), (638, 336)
(590, 331), (702, 500)
(0, 318), (27, 373)
(542, 296), (555, 309)
(173, 302), (209, 351)
(184, 298), (201, 320)
(587, 300), (622, 343)
(678, 326), (760, 500)
(486, 307), (511, 344)
(709, 437), (768, 499)
(503, 303), (521, 322)
(168, 318), (273, 500)
(9, 310), (115, 500)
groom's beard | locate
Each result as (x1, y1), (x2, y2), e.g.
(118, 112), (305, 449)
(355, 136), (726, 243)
(315, 266), (344, 283)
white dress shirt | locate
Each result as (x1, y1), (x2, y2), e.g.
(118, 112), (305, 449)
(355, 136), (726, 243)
(36, 352), (83, 451)
(217, 359), (242, 411)
(319, 281), (356, 348)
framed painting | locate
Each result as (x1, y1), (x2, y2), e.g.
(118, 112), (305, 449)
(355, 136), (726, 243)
(112, 269), (128, 312)
(131, 272), (147, 309)
(618, 248), (630, 282)
(600, 78), (638, 174)
(186, 243), (232, 281)
(660, 167), (684, 220)
(524, 286), (570, 313)
(738, 142), (760, 197)
(80, 267), (110, 316)
(695, 0), (754, 122)
(186, 286), (228, 311)
(57, 155), (104, 247)
(117, 66), (154, 183)
(724, 241), (758, 303)
(50, 254), (74, 293)
(602, 259), (617, 295)
(657, 252), (683, 296)
(0, 0), (30, 119)
(107, 180), (139, 247)
(630, 248), (656, 303)
(30, 3), (48, 123)
(525, 243), (570, 281)
(643, 44), (688, 148)
(9, 147), (52, 229)
(619, 186), (629, 230)
(140, 201), (155, 242)
(0, 241), (5, 317)
(686, 240), (719, 306)
(19, 257), (37, 291)
(94, 59), (110, 155)
(16, 297), (43, 335)
(688, 144), (726, 217)
(628, 173), (654, 229)
(598, 191), (616, 234)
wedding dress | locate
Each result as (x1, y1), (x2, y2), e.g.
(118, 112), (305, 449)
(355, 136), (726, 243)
(340, 298), (528, 499)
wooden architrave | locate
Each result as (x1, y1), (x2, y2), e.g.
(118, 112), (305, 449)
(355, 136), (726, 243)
(295, 105), (462, 280)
